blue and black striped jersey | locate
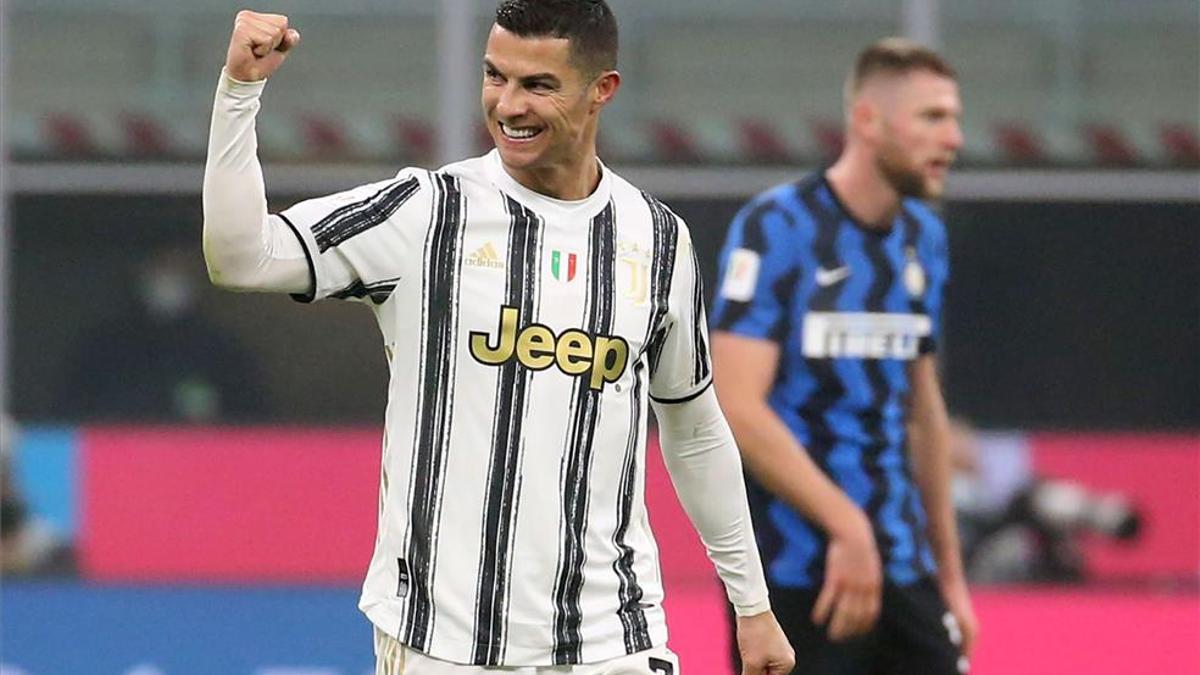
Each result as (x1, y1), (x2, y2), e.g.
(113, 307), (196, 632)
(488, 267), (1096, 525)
(711, 172), (949, 588)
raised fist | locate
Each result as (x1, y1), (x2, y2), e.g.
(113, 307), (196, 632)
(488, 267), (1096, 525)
(224, 10), (300, 82)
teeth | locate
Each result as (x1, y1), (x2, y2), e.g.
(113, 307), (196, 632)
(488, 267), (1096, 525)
(501, 123), (539, 140)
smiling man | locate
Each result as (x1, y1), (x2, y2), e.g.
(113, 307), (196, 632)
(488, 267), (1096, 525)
(201, 1), (793, 674)
(711, 39), (978, 675)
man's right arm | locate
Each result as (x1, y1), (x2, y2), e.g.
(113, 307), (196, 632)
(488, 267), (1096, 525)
(711, 331), (883, 641)
(202, 11), (309, 294)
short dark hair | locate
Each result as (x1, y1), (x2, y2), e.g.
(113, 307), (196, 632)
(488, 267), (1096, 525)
(494, 0), (618, 75)
(845, 37), (956, 104)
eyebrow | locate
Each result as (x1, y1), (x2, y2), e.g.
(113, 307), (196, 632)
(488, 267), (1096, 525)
(483, 59), (561, 86)
(920, 102), (962, 116)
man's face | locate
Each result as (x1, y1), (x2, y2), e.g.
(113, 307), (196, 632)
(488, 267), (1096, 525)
(873, 70), (963, 200)
(481, 25), (605, 178)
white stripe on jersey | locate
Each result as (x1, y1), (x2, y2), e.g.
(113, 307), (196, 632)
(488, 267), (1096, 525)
(281, 150), (711, 666)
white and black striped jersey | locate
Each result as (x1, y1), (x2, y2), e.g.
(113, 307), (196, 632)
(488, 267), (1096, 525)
(277, 150), (712, 666)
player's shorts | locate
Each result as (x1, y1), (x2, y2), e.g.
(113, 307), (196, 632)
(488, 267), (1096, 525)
(374, 627), (680, 674)
(731, 577), (967, 675)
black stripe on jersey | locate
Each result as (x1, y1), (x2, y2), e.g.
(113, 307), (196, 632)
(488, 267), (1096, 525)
(642, 193), (679, 378)
(402, 173), (466, 652)
(645, 322), (672, 379)
(275, 213), (319, 304)
(901, 211), (927, 318)
(472, 196), (544, 666)
(646, 380), (713, 405)
(798, 182), (847, 444)
(608, 193), (678, 655)
(329, 275), (401, 304)
(312, 175), (421, 253)
(688, 244), (712, 386)
(767, 259), (801, 343)
(712, 200), (772, 331)
(796, 182), (844, 582)
(612, 360), (651, 654)
(900, 210), (937, 356)
(858, 231), (904, 568)
(900, 211), (937, 577)
(552, 201), (617, 666)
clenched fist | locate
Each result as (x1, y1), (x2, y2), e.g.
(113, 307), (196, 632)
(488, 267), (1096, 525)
(225, 10), (300, 82)
(737, 611), (796, 675)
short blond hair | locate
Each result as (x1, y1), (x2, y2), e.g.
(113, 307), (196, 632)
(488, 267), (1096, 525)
(844, 37), (956, 107)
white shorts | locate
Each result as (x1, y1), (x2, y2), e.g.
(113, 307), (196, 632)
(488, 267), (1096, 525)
(374, 627), (680, 675)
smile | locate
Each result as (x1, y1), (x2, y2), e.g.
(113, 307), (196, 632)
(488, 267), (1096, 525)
(500, 122), (543, 141)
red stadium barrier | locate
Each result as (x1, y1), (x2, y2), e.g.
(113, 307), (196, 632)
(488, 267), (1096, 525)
(664, 583), (1200, 674)
(78, 428), (1197, 587)
(74, 427), (1200, 673)
(80, 426), (380, 582)
(77, 425), (711, 584)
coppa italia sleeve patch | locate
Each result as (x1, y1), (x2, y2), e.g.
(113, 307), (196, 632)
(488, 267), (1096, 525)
(719, 248), (760, 302)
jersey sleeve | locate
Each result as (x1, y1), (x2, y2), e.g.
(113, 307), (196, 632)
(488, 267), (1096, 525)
(276, 168), (431, 304)
(709, 197), (799, 342)
(919, 214), (950, 354)
(647, 222), (714, 403)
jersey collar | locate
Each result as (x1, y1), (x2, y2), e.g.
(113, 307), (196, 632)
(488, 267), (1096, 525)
(485, 149), (613, 220)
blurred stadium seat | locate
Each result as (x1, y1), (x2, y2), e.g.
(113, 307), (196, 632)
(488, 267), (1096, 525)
(6, 1), (1197, 167)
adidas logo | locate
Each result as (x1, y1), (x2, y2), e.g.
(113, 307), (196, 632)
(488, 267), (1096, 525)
(466, 242), (505, 269)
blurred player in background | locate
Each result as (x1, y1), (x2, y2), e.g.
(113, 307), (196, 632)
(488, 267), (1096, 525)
(711, 38), (977, 674)
(202, 1), (792, 673)
(0, 415), (76, 576)
(950, 419), (1142, 584)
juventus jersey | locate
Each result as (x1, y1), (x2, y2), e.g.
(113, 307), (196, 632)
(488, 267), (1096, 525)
(277, 150), (712, 666)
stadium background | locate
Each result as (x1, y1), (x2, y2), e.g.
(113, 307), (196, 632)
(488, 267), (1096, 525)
(2, 1), (1197, 673)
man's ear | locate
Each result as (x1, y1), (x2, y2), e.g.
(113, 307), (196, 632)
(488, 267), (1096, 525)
(591, 70), (621, 113)
(849, 96), (882, 144)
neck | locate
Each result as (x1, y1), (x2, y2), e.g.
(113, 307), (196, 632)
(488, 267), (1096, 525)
(505, 144), (601, 201)
(826, 146), (902, 229)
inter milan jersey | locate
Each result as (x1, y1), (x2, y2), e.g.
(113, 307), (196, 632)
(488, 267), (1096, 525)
(711, 172), (949, 588)
(277, 150), (711, 666)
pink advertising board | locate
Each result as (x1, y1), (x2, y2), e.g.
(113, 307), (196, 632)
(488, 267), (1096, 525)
(78, 427), (1197, 584)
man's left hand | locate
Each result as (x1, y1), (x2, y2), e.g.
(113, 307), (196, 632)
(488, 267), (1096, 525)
(735, 610), (795, 675)
(940, 574), (979, 659)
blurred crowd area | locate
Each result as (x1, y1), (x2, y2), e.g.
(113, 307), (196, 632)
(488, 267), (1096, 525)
(6, 0), (1199, 167)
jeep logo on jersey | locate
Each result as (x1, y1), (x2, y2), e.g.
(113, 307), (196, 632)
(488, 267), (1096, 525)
(470, 306), (629, 391)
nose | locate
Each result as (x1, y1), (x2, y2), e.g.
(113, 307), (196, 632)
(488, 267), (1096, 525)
(945, 119), (964, 151)
(495, 83), (527, 120)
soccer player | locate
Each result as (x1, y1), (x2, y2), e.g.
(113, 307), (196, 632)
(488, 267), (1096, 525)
(202, 2), (794, 674)
(710, 38), (978, 674)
